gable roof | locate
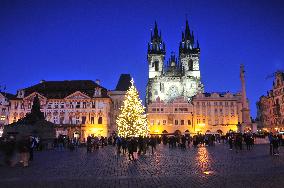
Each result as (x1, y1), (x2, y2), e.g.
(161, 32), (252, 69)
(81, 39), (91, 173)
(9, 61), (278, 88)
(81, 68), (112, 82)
(0, 92), (15, 100)
(22, 80), (109, 99)
(115, 74), (131, 91)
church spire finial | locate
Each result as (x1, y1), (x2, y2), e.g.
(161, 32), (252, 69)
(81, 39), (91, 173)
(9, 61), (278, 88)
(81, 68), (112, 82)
(148, 21), (165, 54)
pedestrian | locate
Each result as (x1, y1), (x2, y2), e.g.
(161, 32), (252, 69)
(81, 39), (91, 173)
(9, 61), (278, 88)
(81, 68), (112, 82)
(272, 135), (279, 156)
(29, 136), (35, 161)
(116, 136), (122, 154)
(132, 138), (138, 160)
(268, 133), (273, 155)
(228, 135), (233, 150)
(18, 136), (30, 167)
(128, 138), (134, 161)
(149, 136), (156, 154)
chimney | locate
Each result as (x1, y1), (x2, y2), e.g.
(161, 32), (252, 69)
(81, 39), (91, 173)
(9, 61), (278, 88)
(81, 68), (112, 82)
(95, 79), (100, 85)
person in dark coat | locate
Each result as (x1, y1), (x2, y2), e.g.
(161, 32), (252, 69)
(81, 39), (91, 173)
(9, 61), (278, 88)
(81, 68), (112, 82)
(127, 138), (134, 160)
(149, 136), (157, 154)
(132, 138), (138, 160)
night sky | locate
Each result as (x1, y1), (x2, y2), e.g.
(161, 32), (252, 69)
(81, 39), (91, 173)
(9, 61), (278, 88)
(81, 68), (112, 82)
(1, 0), (284, 118)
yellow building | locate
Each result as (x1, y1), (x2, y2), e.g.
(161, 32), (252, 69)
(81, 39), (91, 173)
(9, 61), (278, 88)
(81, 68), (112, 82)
(147, 92), (243, 135)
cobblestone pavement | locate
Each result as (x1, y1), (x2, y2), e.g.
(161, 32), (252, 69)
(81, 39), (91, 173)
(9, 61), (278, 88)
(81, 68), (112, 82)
(0, 144), (284, 188)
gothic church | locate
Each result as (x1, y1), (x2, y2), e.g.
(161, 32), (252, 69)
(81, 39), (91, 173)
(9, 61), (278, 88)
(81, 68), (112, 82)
(146, 20), (204, 105)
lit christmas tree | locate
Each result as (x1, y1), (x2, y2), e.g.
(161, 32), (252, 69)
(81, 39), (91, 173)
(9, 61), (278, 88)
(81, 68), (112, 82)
(116, 78), (149, 137)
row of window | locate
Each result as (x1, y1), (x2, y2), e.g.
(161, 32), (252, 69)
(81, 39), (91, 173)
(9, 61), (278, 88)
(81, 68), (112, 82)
(151, 107), (235, 115)
(150, 118), (235, 126)
(13, 101), (105, 110)
(196, 101), (235, 106)
(150, 119), (192, 126)
(51, 116), (103, 125)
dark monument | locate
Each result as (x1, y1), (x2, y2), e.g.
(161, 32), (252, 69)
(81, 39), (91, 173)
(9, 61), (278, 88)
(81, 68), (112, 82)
(3, 95), (56, 148)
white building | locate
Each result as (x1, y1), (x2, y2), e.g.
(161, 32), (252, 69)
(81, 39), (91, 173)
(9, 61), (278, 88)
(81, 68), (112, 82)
(146, 20), (252, 134)
(146, 21), (204, 104)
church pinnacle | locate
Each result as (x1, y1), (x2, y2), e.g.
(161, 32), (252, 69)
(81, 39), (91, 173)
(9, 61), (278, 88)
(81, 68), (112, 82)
(148, 21), (165, 54)
(179, 19), (199, 53)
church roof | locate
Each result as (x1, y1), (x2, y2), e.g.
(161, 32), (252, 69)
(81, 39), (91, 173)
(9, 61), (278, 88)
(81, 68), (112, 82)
(21, 80), (109, 99)
(115, 74), (132, 91)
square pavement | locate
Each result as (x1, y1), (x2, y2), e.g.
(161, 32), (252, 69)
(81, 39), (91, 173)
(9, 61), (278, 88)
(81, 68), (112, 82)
(0, 143), (284, 188)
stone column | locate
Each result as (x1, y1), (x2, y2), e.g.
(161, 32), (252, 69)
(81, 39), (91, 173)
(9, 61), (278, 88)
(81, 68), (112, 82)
(240, 64), (252, 132)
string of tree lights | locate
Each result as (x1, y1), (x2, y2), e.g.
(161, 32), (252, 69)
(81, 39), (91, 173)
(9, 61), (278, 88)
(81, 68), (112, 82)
(116, 78), (149, 137)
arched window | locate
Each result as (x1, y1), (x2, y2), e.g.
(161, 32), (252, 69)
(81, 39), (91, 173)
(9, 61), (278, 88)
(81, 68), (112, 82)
(154, 61), (159, 71)
(187, 120), (191, 125)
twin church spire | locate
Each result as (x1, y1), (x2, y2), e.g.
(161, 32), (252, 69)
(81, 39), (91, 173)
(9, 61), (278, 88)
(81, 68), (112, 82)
(148, 19), (200, 60)
(147, 19), (200, 79)
(146, 19), (204, 104)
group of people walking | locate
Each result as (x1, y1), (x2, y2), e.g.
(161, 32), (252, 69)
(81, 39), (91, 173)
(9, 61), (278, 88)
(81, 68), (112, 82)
(86, 135), (107, 153)
(115, 136), (158, 160)
(268, 133), (282, 156)
(1, 132), (282, 168)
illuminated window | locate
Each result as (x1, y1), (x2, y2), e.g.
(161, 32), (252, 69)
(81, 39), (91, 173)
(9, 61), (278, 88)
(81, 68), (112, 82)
(0, 115), (5, 121)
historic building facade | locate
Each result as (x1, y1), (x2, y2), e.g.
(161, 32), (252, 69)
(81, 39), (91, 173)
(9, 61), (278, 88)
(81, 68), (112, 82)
(108, 74), (132, 134)
(147, 20), (252, 135)
(0, 92), (14, 137)
(3, 74), (132, 140)
(146, 21), (204, 104)
(8, 80), (112, 140)
(148, 93), (243, 135)
(257, 71), (284, 132)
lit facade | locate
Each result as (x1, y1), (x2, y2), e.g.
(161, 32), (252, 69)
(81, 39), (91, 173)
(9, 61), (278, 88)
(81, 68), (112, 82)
(8, 80), (112, 140)
(0, 92), (13, 137)
(148, 92), (242, 135)
(146, 20), (251, 135)
(257, 71), (284, 132)
(146, 21), (204, 105)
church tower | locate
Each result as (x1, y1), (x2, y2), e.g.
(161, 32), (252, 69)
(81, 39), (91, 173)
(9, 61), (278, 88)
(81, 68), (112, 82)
(179, 20), (201, 79)
(147, 22), (165, 79)
(146, 20), (204, 105)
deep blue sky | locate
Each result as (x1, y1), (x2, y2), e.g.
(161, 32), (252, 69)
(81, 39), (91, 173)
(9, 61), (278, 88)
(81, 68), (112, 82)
(1, 0), (284, 117)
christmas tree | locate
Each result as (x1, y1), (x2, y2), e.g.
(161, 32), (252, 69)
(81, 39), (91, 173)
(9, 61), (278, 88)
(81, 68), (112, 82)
(116, 78), (149, 137)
